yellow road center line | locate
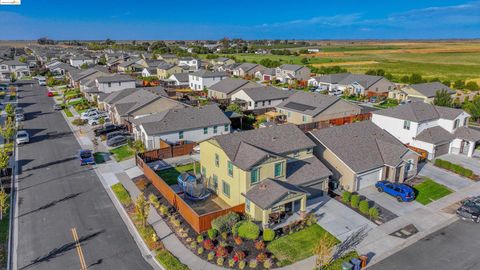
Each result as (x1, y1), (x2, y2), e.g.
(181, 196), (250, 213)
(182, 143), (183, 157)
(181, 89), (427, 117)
(71, 228), (88, 270)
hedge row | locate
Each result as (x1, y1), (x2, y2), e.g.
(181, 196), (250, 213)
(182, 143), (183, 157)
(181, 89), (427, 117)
(434, 159), (473, 178)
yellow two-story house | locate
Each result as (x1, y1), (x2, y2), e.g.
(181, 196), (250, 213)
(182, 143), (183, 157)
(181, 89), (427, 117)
(199, 124), (332, 228)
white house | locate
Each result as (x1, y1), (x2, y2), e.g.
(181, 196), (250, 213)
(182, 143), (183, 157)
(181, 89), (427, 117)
(95, 75), (136, 93)
(132, 104), (231, 150)
(178, 57), (200, 70)
(69, 56), (95, 68)
(231, 86), (292, 112)
(0, 60), (30, 80)
(168, 73), (189, 86)
(372, 102), (480, 159)
(188, 69), (228, 91)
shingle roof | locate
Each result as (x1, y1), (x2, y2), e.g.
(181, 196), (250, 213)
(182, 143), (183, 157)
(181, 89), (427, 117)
(311, 73), (351, 84)
(138, 104), (231, 135)
(170, 73), (189, 83)
(244, 179), (306, 210)
(238, 86), (292, 102)
(96, 74), (135, 83)
(191, 69), (227, 78)
(373, 102), (464, 122)
(113, 90), (160, 115)
(454, 127), (480, 142)
(208, 78), (259, 95)
(409, 82), (455, 98)
(102, 88), (137, 104)
(278, 64), (304, 72)
(156, 62), (175, 70)
(415, 126), (455, 144)
(213, 124), (316, 171)
(286, 156), (332, 186)
(309, 121), (410, 173)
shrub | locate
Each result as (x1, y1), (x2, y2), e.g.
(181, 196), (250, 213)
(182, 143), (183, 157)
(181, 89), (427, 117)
(233, 250), (246, 262)
(197, 247), (204, 255)
(219, 240), (228, 247)
(342, 191), (352, 203)
(228, 258), (236, 267)
(196, 234), (204, 243)
(211, 212), (240, 233)
(207, 251), (215, 261)
(232, 221), (243, 236)
(369, 207), (380, 220)
(263, 258), (274, 269)
(221, 231), (228, 240)
(254, 240), (265, 250)
(256, 252), (268, 262)
(216, 257), (225, 266)
(350, 194), (360, 208)
(159, 205), (169, 216)
(234, 236), (243, 245)
(190, 241), (197, 250)
(238, 260), (246, 269)
(207, 228), (218, 240)
(215, 246), (228, 258)
(237, 221), (260, 240)
(72, 118), (86, 126)
(203, 239), (215, 250)
(262, 229), (275, 242)
(249, 259), (258, 268)
(359, 200), (370, 214)
(305, 214), (317, 227)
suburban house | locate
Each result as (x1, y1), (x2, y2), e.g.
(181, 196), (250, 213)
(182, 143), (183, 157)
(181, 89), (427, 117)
(69, 56), (95, 68)
(309, 121), (418, 192)
(275, 91), (365, 127)
(255, 68), (276, 82)
(308, 73), (396, 97)
(275, 64), (310, 83)
(168, 73), (190, 86)
(117, 58), (145, 74)
(69, 66), (109, 88)
(199, 124), (332, 228)
(210, 57), (235, 67)
(371, 102), (480, 159)
(231, 63), (265, 78)
(0, 59), (30, 80)
(189, 70), (228, 91)
(156, 62), (184, 79)
(401, 82), (455, 103)
(231, 86), (292, 112)
(95, 74), (136, 93)
(157, 54), (179, 65)
(207, 78), (260, 100)
(47, 61), (75, 76)
(178, 57), (200, 70)
(132, 104), (231, 150)
(141, 67), (157, 77)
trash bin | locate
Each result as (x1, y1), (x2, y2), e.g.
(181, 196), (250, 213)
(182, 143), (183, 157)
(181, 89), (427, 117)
(351, 258), (361, 270)
(359, 255), (368, 268)
(342, 261), (353, 270)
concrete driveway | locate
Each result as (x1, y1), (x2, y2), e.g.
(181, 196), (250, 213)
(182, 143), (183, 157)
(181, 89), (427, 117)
(418, 162), (472, 191)
(304, 196), (376, 241)
(359, 186), (425, 216)
(437, 153), (480, 176)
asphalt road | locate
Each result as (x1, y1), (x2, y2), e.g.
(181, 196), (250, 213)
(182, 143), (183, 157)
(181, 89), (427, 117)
(15, 84), (152, 270)
(369, 220), (480, 270)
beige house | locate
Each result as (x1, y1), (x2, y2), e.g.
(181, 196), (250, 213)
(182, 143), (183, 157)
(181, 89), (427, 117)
(156, 63), (184, 79)
(309, 121), (418, 192)
(402, 82), (455, 104)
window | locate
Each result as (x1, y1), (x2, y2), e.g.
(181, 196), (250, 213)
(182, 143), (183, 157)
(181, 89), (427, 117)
(203, 127), (208, 134)
(454, 119), (460, 129)
(118, 82), (121, 86)
(268, 100), (271, 105)
(108, 82), (111, 87)
(213, 126), (218, 134)
(251, 168), (260, 184)
(302, 115), (307, 122)
(222, 181), (230, 197)
(227, 161), (233, 177)
(287, 112), (291, 118)
(224, 124), (229, 132)
(245, 199), (250, 212)
(212, 174), (218, 189)
(179, 131), (184, 139)
(464, 117), (468, 126)
(403, 120), (411, 130)
(215, 153), (219, 167)
(274, 162), (283, 177)
(406, 159), (414, 171)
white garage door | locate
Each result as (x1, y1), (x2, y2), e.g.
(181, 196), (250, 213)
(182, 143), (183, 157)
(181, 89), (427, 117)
(357, 169), (382, 190)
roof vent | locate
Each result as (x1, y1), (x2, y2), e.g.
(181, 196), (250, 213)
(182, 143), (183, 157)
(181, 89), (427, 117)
(259, 184), (267, 190)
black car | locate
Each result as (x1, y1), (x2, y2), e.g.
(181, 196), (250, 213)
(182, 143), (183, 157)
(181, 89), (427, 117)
(456, 201), (480, 223)
(93, 123), (126, 137)
(106, 131), (130, 141)
(53, 104), (63, 111)
(106, 135), (131, 147)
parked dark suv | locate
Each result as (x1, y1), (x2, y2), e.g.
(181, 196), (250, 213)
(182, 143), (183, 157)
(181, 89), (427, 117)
(93, 123), (127, 137)
(457, 200), (480, 223)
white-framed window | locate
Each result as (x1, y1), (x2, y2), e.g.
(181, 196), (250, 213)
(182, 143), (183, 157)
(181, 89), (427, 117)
(222, 181), (230, 197)
(454, 119), (460, 129)
(224, 124), (229, 132)
(251, 168), (260, 184)
(245, 199), (250, 212)
(203, 127), (208, 134)
(403, 120), (411, 130)
(406, 159), (414, 171)
(179, 131), (184, 139)
(227, 161), (233, 177)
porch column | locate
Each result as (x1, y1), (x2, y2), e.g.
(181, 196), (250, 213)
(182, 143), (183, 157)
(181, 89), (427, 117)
(467, 141), (475, 157)
(300, 196), (307, 219)
(261, 209), (269, 229)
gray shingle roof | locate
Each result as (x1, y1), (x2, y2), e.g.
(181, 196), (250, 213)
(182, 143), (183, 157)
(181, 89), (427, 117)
(278, 64), (304, 72)
(208, 78), (260, 95)
(409, 82), (455, 98)
(286, 156), (332, 186)
(102, 88), (137, 104)
(373, 102), (464, 122)
(238, 86), (292, 102)
(191, 69), (228, 78)
(454, 127), (480, 142)
(170, 73), (189, 83)
(309, 121), (410, 173)
(310, 73), (351, 84)
(244, 179), (306, 210)
(213, 124), (316, 171)
(96, 74), (135, 83)
(415, 126), (455, 144)
(138, 104), (231, 135)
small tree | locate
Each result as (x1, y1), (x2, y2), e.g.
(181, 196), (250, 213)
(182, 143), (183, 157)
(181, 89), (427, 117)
(0, 119), (16, 143)
(350, 195), (360, 208)
(10, 73), (16, 83)
(148, 193), (160, 209)
(98, 117), (106, 126)
(4, 104), (14, 116)
(369, 207), (379, 220)
(433, 89), (453, 107)
(134, 195), (150, 228)
(359, 200), (369, 214)
(0, 149), (9, 176)
(314, 232), (337, 269)
(226, 103), (243, 114)
(130, 140), (146, 153)
(0, 188), (8, 221)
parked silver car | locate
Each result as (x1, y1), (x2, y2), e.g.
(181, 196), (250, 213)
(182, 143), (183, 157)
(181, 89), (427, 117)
(15, 113), (25, 122)
(16, 130), (30, 144)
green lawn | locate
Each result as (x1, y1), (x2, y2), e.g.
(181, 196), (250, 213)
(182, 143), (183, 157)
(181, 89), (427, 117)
(111, 183), (132, 206)
(267, 224), (339, 266)
(156, 163), (201, 185)
(325, 251), (359, 270)
(110, 145), (135, 162)
(0, 205), (10, 267)
(63, 108), (73, 117)
(414, 178), (453, 205)
(156, 250), (189, 270)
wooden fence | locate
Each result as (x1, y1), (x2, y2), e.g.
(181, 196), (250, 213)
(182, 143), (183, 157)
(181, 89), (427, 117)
(297, 113), (371, 132)
(139, 141), (197, 163)
(136, 155), (244, 233)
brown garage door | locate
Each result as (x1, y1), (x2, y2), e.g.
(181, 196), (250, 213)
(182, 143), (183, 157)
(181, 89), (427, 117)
(435, 143), (450, 158)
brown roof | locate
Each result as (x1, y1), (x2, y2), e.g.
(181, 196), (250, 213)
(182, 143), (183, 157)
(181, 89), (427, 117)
(244, 179), (306, 210)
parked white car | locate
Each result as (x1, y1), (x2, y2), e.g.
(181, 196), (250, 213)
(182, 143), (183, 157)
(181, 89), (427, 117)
(88, 115), (110, 126)
(16, 130), (30, 144)
(81, 110), (106, 121)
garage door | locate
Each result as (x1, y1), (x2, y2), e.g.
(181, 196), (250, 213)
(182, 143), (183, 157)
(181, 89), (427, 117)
(434, 143), (450, 158)
(302, 181), (325, 198)
(357, 169), (382, 190)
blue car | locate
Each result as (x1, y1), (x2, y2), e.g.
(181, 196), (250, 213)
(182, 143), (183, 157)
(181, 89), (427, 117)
(375, 180), (415, 202)
(79, 150), (95, 166)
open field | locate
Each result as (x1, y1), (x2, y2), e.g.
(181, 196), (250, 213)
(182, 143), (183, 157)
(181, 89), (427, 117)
(216, 41), (480, 82)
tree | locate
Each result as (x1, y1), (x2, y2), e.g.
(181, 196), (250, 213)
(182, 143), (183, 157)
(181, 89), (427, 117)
(464, 95), (480, 121)
(130, 140), (146, 153)
(10, 73), (16, 83)
(18, 56), (27, 63)
(0, 118), (16, 143)
(313, 233), (337, 269)
(0, 149), (9, 177)
(300, 58), (309, 64)
(454, 80), (466, 89)
(433, 89), (453, 107)
(409, 73), (424, 84)
(148, 193), (160, 209)
(4, 104), (14, 116)
(134, 195), (149, 228)
(0, 188), (8, 221)
(80, 63), (89, 69)
(465, 81), (479, 91)
(98, 117), (106, 126)
(226, 103), (243, 114)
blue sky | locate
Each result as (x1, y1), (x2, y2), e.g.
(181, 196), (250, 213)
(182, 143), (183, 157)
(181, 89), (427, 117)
(0, 0), (479, 40)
